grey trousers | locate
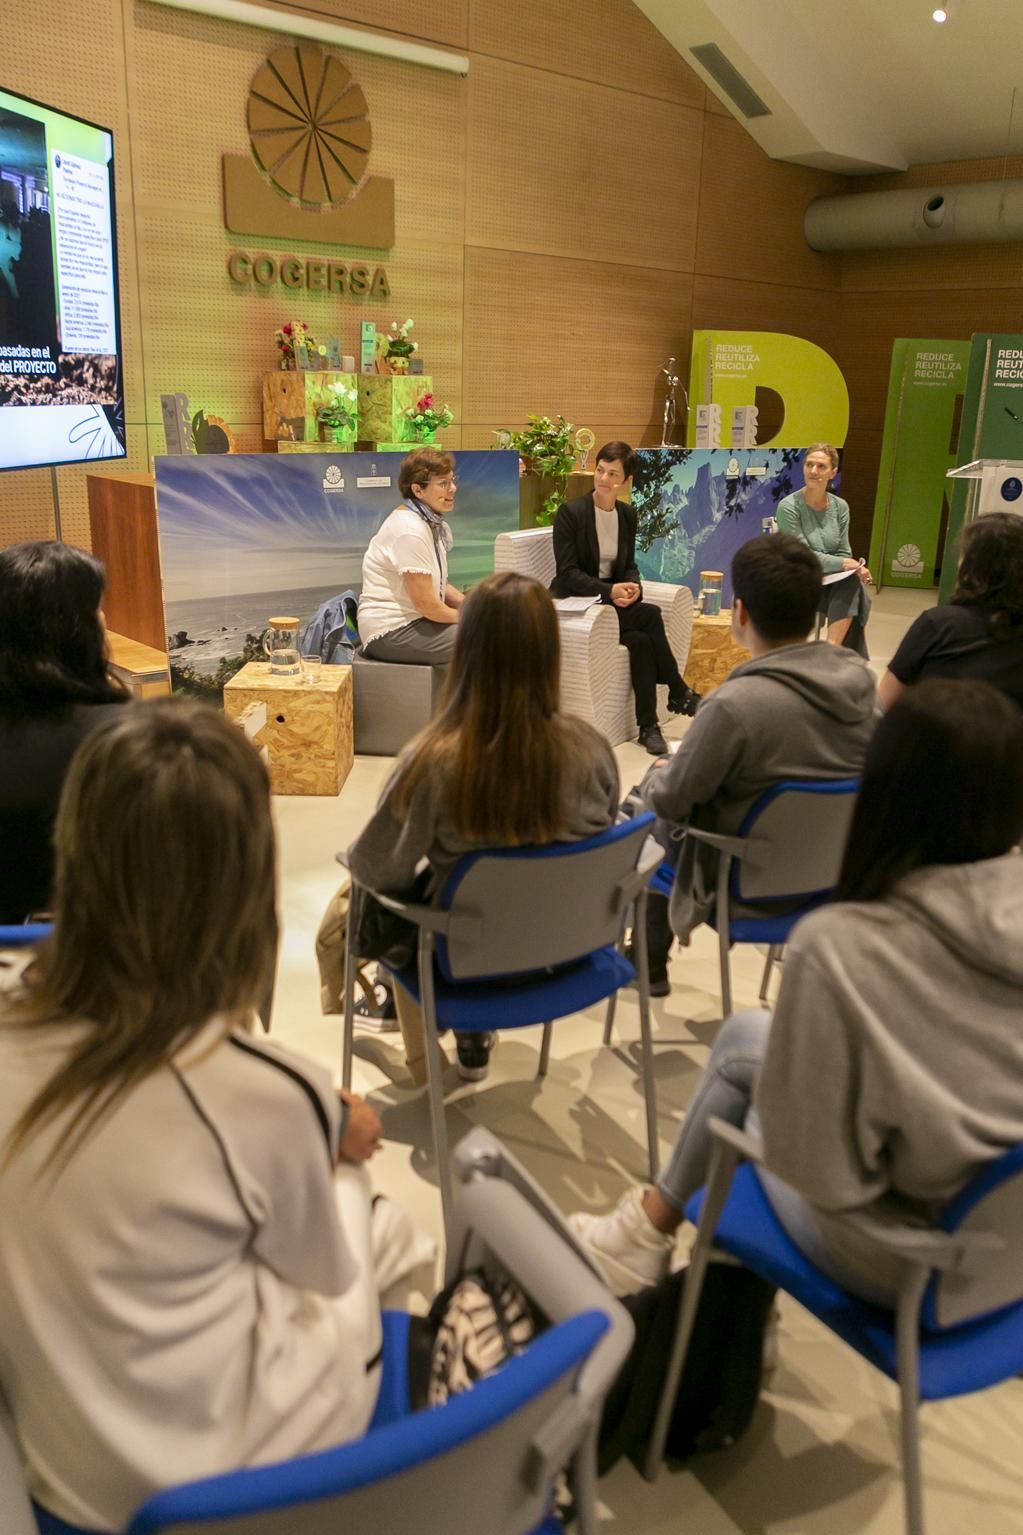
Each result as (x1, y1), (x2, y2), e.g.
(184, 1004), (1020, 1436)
(363, 617), (457, 680)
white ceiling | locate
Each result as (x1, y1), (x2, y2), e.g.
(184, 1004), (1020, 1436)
(636, 0), (1023, 174)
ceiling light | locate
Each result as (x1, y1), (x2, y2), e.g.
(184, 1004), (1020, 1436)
(932, 6), (949, 19)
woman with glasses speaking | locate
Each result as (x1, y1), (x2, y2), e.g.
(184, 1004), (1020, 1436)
(358, 448), (464, 682)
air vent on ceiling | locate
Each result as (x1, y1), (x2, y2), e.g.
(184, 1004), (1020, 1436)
(689, 43), (771, 119)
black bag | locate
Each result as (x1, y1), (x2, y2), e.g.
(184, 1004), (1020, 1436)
(352, 868), (433, 973)
(598, 1262), (776, 1474)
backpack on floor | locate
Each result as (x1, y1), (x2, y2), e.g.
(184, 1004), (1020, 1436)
(598, 1261), (776, 1474)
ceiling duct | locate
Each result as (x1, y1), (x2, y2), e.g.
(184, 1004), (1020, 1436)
(689, 43), (771, 119)
(806, 179), (1023, 250)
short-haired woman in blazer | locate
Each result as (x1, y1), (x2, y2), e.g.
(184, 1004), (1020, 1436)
(550, 440), (698, 754)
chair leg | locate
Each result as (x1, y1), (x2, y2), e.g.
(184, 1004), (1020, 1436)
(758, 943), (781, 1004)
(895, 1274), (929, 1535)
(634, 892), (660, 1183)
(569, 1422), (601, 1535)
(718, 926), (733, 1018)
(602, 991), (617, 1046)
(537, 1023), (553, 1078)
(419, 939), (455, 1238)
(643, 1135), (743, 1481)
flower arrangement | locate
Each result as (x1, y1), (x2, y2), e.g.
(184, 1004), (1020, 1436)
(404, 391), (453, 442)
(275, 320), (327, 369)
(382, 318), (418, 373)
(316, 379), (359, 442)
(502, 414), (576, 523)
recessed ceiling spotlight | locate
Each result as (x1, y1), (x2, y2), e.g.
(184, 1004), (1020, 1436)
(932, 6), (949, 19)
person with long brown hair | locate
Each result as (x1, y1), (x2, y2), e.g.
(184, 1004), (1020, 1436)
(0, 701), (416, 1533)
(335, 570), (620, 1081)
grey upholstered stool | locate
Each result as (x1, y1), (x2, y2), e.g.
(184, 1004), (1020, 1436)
(352, 649), (436, 756)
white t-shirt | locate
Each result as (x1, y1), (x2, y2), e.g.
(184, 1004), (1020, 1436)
(358, 506), (450, 648)
(0, 987), (382, 1532)
(594, 504), (619, 580)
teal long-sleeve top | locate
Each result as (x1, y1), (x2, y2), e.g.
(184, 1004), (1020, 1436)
(776, 491), (852, 575)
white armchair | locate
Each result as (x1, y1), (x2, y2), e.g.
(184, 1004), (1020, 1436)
(494, 526), (694, 748)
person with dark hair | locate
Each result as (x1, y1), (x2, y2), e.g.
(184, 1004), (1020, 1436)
(0, 540), (128, 922)
(570, 678), (1023, 1300)
(879, 511), (1023, 710)
(320, 571), (620, 1083)
(633, 534), (876, 994)
(550, 440), (698, 754)
(357, 447), (464, 680)
(776, 443), (872, 657)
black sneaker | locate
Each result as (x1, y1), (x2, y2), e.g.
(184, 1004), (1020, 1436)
(668, 686), (701, 717)
(455, 1031), (495, 1082)
(638, 723), (669, 756)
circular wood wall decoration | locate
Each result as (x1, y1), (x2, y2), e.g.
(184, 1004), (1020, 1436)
(247, 44), (371, 207)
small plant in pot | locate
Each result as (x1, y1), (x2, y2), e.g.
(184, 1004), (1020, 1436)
(404, 392), (453, 444)
(502, 414), (576, 524)
(317, 380), (359, 444)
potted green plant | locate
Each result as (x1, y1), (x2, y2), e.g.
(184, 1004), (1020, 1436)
(316, 380), (358, 446)
(403, 392), (454, 444)
(501, 414), (576, 525)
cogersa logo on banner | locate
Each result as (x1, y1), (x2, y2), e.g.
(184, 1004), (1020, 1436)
(225, 43), (392, 295)
(892, 543), (925, 576)
(323, 465), (345, 493)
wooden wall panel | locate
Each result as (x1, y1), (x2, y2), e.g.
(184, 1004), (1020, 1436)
(463, 248), (692, 430)
(468, 0), (705, 104)
(466, 56), (703, 269)
(696, 116), (842, 292)
(692, 276), (838, 355)
(835, 287), (1023, 434)
(843, 242), (1023, 293)
(261, 0), (469, 48)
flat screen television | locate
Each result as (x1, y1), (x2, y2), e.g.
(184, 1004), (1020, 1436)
(0, 87), (125, 472)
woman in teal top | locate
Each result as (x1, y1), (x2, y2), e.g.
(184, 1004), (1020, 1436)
(776, 443), (872, 657)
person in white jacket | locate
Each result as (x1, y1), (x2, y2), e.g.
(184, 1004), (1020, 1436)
(570, 678), (1023, 1303)
(0, 702), (430, 1533)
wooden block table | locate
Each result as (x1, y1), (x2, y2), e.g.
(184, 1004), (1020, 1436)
(358, 374), (432, 444)
(262, 371), (358, 446)
(683, 611), (751, 696)
(223, 662), (353, 796)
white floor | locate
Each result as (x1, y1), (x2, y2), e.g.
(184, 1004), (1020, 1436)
(270, 589), (1023, 1535)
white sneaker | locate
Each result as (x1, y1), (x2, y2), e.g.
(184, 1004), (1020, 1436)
(567, 1187), (674, 1297)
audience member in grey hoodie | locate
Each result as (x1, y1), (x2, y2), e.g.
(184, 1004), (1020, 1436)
(570, 680), (1023, 1303)
(640, 535), (877, 980)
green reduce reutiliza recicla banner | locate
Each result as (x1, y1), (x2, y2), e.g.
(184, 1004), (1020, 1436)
(939, 333), (1023, 600)
(869, 339), (969, 590)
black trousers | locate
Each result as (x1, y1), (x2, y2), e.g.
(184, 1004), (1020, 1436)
(616, 601), (684, 728)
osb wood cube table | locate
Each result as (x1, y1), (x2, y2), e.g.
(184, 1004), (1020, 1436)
(223, 662), (353, 796)
(683, 611), (751, 697)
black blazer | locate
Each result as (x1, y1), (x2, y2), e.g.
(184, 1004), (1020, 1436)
(549, 493), (642, 604)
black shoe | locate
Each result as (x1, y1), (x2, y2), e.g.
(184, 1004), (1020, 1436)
(624, 942), (671, 997)
(638, 723), (669, 756)
(455, 1031), (494, 1082)
(668, 685), (701, 717)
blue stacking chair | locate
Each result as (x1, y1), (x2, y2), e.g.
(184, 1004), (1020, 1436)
(14, 1130), (633, 1535)
(644, 1116), (1023, 1535)
(650, 777), (860, 1016)
(0, 925), (53, 949)
(341, 816), (664, 1231)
